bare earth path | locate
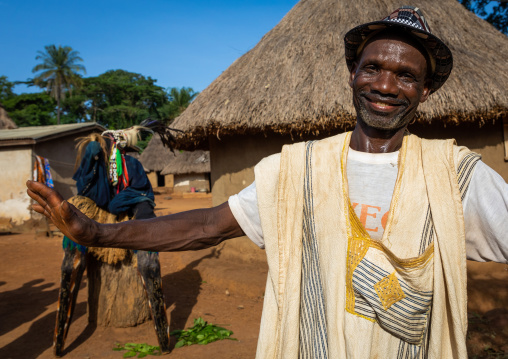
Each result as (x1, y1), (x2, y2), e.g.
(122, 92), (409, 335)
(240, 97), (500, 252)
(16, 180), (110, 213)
(0, 194), (507, 358)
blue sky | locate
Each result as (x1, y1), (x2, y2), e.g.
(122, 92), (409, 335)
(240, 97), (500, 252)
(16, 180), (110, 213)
(0, 0), (299, 94)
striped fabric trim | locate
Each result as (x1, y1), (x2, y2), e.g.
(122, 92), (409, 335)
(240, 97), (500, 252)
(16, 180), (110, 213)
(395, 151), (480, 357)
(353, 259), (433, 345)
(418, 207), (435, 256)
(457, 153), (481, 201)
(417, 152), (480, 256)
(396, 309), (431, 359)
(299, 141), (329, 359)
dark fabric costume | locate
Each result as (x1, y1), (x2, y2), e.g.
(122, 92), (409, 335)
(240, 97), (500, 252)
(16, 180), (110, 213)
(73, 141), (155, 213)
(108, 154), (155, 215)
(55, 141), (170, 356)
(73, 141), (112, 209)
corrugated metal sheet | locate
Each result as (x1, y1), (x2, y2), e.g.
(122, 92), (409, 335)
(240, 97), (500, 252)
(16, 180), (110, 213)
(0, 123), (106, 146)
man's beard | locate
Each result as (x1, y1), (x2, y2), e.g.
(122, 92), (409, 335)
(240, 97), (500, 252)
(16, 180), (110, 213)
(354, 91), (412, 131)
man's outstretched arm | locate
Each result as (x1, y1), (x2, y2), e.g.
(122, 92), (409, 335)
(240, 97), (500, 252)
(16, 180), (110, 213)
(27, 180), (245, 252)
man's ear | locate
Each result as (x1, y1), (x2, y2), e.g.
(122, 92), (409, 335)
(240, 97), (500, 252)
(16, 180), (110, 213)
(419, 79), (432, 103)
(348, 62), (358, 88)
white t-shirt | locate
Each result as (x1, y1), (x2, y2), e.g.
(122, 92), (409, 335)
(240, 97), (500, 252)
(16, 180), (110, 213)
(228, 149), (508, 263)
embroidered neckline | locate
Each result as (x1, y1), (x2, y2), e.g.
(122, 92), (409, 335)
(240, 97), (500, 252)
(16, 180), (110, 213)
(340, 132), (434, 321)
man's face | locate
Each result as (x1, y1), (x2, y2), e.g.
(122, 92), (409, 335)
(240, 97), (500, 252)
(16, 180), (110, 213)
(349, 34), (431, 131)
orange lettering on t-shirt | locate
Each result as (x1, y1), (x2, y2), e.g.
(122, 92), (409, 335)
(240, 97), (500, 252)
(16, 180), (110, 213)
(381, 211), (389, 230)
(352, 203), (359, 210)
(360, 204), (381, 232)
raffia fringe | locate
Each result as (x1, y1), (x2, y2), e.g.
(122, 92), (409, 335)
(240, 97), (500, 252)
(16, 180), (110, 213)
(68, 196), (129, 265)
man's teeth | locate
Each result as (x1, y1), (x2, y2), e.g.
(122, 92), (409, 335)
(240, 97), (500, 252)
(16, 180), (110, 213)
(375, 102), (390, 107)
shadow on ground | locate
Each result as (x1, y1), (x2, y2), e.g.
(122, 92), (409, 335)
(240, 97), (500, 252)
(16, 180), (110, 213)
(161, 248), (223, 350)
(0, 302), (88, 359)
(0, 279), (58, 337)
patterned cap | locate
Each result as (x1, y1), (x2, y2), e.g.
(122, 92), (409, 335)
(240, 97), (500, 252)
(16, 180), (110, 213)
(344, 6), (453, 93)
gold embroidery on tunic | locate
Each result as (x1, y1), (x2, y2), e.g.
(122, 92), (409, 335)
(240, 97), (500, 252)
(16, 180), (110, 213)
(345, 234), (370, 315)
(340, 134), (434, 321)
(374, 272), (406, 310)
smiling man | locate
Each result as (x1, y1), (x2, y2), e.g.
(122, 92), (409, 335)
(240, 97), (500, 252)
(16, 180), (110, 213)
(350, 30), (431, 137)
(27, 6), (508, 359)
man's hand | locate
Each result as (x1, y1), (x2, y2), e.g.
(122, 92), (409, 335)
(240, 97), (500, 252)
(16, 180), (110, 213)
(26, 180), (99, 246)
(28, 180), (244, 252)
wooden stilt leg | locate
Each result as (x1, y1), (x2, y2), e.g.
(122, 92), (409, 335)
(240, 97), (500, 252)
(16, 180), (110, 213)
(53, 247), (87, 357)
(136, 251), (170, 353)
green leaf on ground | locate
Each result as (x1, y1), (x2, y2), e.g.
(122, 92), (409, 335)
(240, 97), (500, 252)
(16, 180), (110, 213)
(170, 317), (237, 348)
(113, 342), (160, 357)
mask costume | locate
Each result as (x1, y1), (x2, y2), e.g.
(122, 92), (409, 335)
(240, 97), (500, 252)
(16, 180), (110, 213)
(52, 121), (179, 356)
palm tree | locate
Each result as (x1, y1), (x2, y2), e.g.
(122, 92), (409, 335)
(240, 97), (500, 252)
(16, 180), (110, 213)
(158, 87), (198, 123)
(32, 45), (86, 124)
(168, 87), (198, 114)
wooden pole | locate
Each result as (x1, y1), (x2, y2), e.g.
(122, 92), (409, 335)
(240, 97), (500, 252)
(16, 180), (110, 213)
(87, 251), (151, 327)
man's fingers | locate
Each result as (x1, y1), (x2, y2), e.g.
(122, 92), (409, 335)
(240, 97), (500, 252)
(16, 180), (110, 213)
(27, 181), (73, 224)
(27, 188), (49, 207)
(26, 180), (46, 193)
(27, 180), (95, 245)
(27, 181), (51, 205)
(31, 203), (49, 217)
(27, 189), (57, 219)
(26, 180), (64, 208)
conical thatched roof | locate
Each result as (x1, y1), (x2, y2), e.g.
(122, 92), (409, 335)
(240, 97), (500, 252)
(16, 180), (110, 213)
(0, 102), (17, 130)
(173, 0), (508, 148)
(138, 135), (176, 171)
(161, 150), (210, 175)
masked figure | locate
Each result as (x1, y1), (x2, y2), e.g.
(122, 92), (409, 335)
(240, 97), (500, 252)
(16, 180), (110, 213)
(54, 129), (171, 356)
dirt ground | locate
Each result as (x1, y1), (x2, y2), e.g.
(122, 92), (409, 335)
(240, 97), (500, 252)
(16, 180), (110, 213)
(0, 193), (507, 359)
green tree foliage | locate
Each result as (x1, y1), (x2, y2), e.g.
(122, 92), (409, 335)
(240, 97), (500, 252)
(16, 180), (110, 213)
(0, 76), (15, 101)
(32, 45), (86, 124)
(3, 92), (56, 127)
(3, 68), (198, 131)
(62, 70), (169, 129)
(161, 87), (199, 121)
(459, 0), (508, 34)
(1, 76), (56, 126)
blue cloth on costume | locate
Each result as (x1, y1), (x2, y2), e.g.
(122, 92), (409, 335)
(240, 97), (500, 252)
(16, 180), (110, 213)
(108, 155), (155, 215)
(69, 142), (155, 250)
(73, 142), (154, 213)
(73, 141), (112, 208)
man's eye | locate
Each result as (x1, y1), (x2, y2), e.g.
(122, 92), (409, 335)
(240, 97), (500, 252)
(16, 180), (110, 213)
(363, 65), (377, 72)
(400, 73), (416, 81)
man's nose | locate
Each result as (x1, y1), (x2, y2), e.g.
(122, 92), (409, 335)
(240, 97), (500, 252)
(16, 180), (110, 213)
(371, 71), (399, 96)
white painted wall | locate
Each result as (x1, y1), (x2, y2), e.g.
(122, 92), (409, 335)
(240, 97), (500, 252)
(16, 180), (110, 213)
(0, 147), (33, 224)
(174, 173), (210, 192)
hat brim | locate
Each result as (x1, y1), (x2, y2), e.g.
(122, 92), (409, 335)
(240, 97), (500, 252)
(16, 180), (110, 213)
(344, 20), (453, 93)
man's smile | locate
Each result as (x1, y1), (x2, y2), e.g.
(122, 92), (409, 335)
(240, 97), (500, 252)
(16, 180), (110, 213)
(360, 93), (407, 114)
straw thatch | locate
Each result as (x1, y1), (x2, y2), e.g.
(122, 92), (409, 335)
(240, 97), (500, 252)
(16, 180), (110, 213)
(161, 150), (210, 175)
(172, 0), (508, 148)
(0, 102), (17, 130)
(138, 135), (176, 171)
(68, 196), (129, 265)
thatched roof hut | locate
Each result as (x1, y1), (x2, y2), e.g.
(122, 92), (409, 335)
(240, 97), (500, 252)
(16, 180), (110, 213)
(161, 150), (210, 176)
(138, 135), (176, 172)
(167, 0), (508, 263)
(172, 0), (508, 148)
(0, 102), (17, 130)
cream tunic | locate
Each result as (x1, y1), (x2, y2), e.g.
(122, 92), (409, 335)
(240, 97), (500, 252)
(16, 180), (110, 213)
(252, 132), (471, 359)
